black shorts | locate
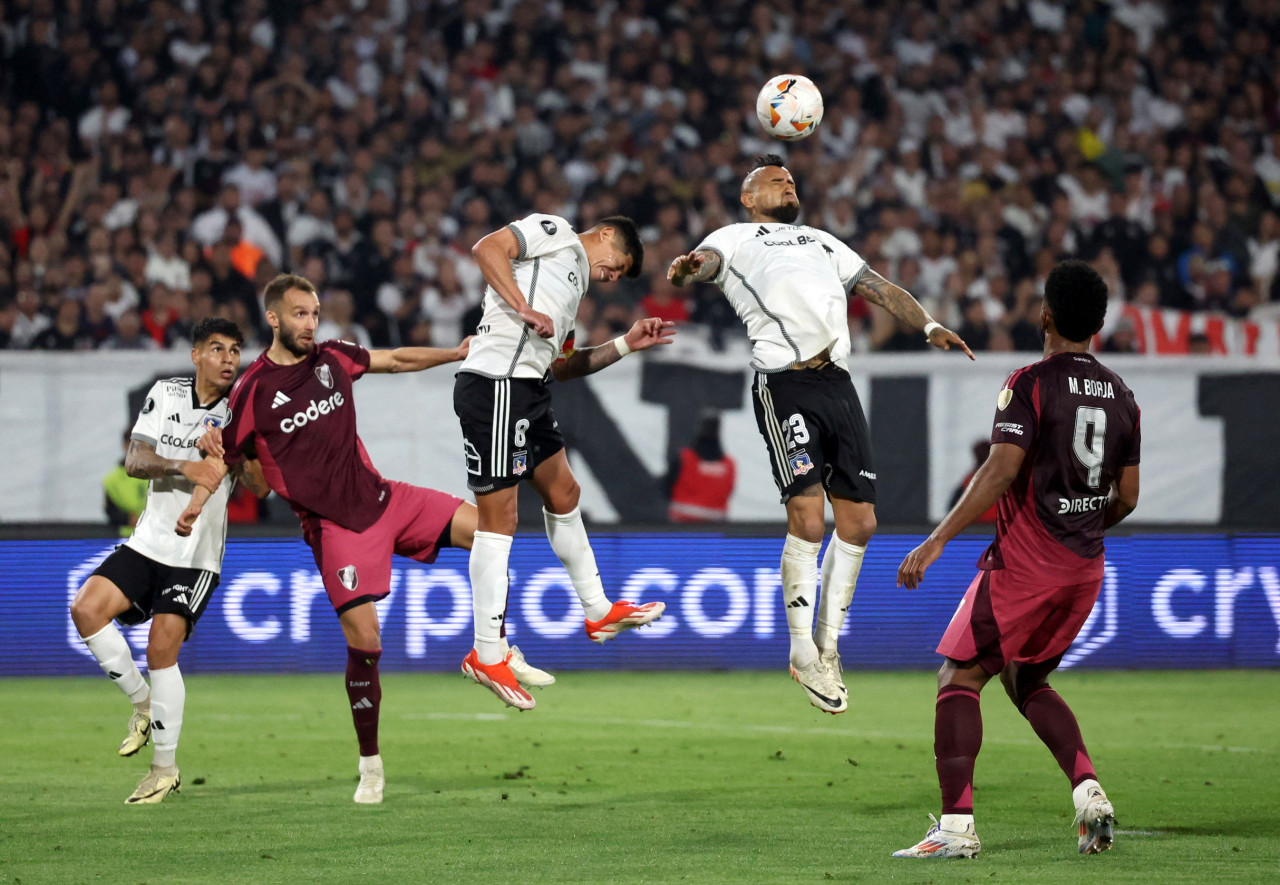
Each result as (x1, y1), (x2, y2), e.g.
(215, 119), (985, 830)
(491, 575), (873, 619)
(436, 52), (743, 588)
(454, 372), (566, 494)
(752, 364), (876, 505)
(91, 544), (219, 634)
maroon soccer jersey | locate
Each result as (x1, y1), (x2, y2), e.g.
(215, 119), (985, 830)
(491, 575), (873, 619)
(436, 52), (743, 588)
(978, 352), (1140, 584)
(222, 340), (391, 532)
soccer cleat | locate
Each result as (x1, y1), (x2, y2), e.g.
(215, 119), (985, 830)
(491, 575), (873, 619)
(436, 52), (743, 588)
(892, 814), (981, 859)
(118, 709), (152, 757)
(818, 648), (847, 696)
(506, 645), (555, 688)
(354, 754), (384, 804)
(1073, 781), (1116, 854)
(789, 657), (846, 714)
(462, 649), (536, 711)
(125, 765), (180, 804)
(584, 600), (666, 643)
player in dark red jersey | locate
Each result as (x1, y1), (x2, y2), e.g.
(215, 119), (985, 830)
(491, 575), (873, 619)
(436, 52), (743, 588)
(892, 260), (1140, 859)
(181, 273), (552, 804)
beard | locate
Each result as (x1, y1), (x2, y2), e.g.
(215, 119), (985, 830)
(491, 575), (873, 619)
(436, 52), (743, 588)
(761, 201), (800, 224)
(279, 325), (314, 357)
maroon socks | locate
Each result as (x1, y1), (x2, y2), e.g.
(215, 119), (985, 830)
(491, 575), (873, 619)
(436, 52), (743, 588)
(345, 646), (382, 757)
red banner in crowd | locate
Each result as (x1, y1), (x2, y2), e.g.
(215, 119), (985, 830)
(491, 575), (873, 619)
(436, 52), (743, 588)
(1103, 305), (1280, 356)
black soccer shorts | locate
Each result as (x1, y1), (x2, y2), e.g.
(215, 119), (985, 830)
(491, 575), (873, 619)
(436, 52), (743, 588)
(91, 544), (219, 636)
(751, 363), (877, 505)
(453, 372), (566, 494)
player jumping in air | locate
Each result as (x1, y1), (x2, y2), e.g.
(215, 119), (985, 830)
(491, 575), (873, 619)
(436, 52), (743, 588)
(893, 260), (1140, 859)
(70, 318), (268, 804)
(668, 155), (972, 714)
(456, 213), (675, 711)
(182, 273), (548, 804)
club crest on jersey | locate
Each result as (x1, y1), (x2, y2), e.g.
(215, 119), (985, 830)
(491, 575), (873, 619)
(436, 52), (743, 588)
(997, 388), (1013, 410)
(316, 364), (333, 389)
(540, 219), (557, 235)
(337, 565), (358, 591)
(200, 414), (224, 431)
(789, 451), (814, 476)
(512, 451), (528, 476)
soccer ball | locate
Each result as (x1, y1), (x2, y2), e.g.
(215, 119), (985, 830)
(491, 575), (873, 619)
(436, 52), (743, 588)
(755, 74), (824, 141)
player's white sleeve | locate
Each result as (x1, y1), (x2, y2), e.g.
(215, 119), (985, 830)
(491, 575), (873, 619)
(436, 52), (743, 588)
(695, 228), (736, 288)
(130, 382), (166, 447)
(815, 229), (869, 291)
(507, 214), (579, 261)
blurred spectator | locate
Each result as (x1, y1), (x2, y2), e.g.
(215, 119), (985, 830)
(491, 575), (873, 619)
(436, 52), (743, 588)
(103, 429), (147, 537)
(102, 308), (159, 351)
(949, 440), (998, 523)
(639, 276), (691, 325)
(11, 287), (51, 348)
(31, 298), (91, 350)
(667, 411), (736, 524)
(1102, 316), (1140, 354)
(316, 289), (372, 349)
(146, 230), (191, 293)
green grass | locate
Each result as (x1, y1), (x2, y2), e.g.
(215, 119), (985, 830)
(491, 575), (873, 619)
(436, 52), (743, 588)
(1, 670), (1277, 884)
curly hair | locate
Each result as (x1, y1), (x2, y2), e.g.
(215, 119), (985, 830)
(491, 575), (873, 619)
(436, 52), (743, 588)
(1044, 260), (1108, 343)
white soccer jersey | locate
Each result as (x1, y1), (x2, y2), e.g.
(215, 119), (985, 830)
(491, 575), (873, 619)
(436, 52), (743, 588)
(460, 213), (590, 379)
(698, 222), (869, 372)
(127, 378), (234, 574)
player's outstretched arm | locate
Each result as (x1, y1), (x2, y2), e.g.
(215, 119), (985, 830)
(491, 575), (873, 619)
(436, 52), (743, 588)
(175, 457), (269, 537)
(854, 268), (975, 360)
(472, 226), (554, 338)
(367, 336), (472, 373)
(126, 438), (223, 491)
(667, 250), (720, 287)
(1103, 463), (1139, 529)
(897, 442), (1025, 590)
(551, 318), (677, 382)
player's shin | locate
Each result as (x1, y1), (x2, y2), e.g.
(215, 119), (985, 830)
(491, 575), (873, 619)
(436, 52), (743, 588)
(1018, 686), (1097, 787)
(781, 534), (822, 667)
(345, 647), (382, 757)
(83, 623), (151, 707)
(935, 685), (983, 820)
(542, 507), (610, 621)
(815, 533), (865, 652)
(470, 531), (514, 665)
(148, 664), (184, 770)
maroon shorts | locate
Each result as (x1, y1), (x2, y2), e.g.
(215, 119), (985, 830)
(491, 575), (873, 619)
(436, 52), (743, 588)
(936, 569), (1101, 674)
(306, 480), (463, 615)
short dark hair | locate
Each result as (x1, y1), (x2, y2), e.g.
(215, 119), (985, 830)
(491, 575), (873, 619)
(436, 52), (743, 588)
(751, 154), (788, 171)
(263, 273), (318, 311)
(192, 316), (244, 346)
(597, 215), (644, 278)
(1043, 260), (1108, 342)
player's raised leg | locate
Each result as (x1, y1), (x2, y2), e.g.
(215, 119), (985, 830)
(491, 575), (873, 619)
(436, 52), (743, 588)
(340, 602), (387, 802)
(463, 487), (535, 710)
(70, 575), (153, 755)
(126, 612), (187, 804)
(816, 497), (873, 695)
(782, 488), (844, 714)
(1002, 661), (1114, 854)
(531, 450), (664, 643)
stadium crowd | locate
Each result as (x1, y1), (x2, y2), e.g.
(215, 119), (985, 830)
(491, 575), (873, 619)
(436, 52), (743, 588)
(2, 0), (1280, 355)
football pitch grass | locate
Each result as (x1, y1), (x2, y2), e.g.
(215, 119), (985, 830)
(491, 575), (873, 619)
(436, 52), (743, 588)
(1, 670), (1277, 884)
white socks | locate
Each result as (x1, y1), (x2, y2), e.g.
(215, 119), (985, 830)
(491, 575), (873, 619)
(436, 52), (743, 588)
(470, 531), (513, 665)
(940, 813), (974, 833)
(815, 533), (866, 652)
(543, 507), (610, 621)
(781, 534), (822, 667)
(83, 623), (150, 707)
(149, 664), (184, 770)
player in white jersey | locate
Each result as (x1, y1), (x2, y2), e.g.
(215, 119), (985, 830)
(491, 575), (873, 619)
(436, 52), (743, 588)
(70, 318), (270, 803)
(668, 155), (974, 714)
(454, 213), (676, 709)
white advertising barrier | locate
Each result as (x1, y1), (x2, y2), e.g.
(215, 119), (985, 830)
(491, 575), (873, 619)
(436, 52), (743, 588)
(0, 344), (1275, 524)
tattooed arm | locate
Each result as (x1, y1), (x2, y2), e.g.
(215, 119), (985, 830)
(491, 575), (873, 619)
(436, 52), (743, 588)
(853, 269), (975, 359)
(125, 438), (224, 491)
(667, 250), (722, 287)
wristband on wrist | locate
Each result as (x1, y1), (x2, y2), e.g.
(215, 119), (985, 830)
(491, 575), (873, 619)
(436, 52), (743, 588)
(923, 321), (943, 339)
(612, 336), (632, 357)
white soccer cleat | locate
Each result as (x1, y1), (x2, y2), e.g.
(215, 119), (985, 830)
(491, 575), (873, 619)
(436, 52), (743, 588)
(818, 648), (847, 696)
(789, 657), (846, 715)
(119, 709), (152, 757)
(892, 814), (981, 859)
(354, 754), (385, 804)
(584, 600), (666, 644)
(506, 645), (555, 688)
(125, 765), (180, 804)
(462, 649), (536, 711)
(1073, 780), (1115, 854)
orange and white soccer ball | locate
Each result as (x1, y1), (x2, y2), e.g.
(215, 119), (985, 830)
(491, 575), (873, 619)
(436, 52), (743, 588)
(755, 74), (824, 141)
